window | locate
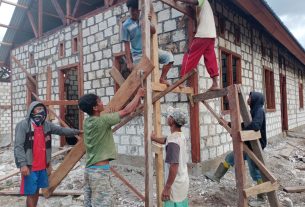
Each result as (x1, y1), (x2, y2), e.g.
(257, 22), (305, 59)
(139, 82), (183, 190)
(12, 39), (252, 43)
(264, 68), (275, 110)
(59, 42), (65, 58)
(299, 70), (304, 109)
(299, 82), (304, 109)
(234, 26), (241, 45)
(218, 16), (226, 37)
(72, 37), (78, 53)
(221, 50), (242, 110)
(29, 52), (34, 67)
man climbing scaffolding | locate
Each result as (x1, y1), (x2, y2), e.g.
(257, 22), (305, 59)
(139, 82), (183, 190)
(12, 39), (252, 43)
(175, 0), (220, 90)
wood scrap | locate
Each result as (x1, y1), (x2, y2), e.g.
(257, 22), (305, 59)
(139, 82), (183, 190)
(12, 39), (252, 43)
(283, 186), (305, 193)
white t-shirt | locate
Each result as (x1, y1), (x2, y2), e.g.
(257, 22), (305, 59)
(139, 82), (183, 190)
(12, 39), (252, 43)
(195, 0), (217, 38)
(164, 132), (189, 202)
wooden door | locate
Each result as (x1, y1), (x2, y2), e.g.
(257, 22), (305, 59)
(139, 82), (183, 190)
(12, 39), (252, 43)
(279, 73), (288, 131)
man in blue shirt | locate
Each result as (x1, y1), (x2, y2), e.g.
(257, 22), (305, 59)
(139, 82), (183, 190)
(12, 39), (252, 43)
(121, 0), (175, 86)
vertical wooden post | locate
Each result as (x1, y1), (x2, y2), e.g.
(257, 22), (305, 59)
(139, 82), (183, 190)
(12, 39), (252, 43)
(27, 11), (38, 38)
(227, 85), (247, 207)
(141, 0), (154, 206)
(38, 0), (43, 37)
(66, 0), (71, 25)
(187, 18), (201, 162)
(78, 23), (84, 130)
(46, 66), (55, 120)
(151, 8), (164, 207)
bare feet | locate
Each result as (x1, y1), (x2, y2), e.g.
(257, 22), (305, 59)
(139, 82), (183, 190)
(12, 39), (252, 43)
(208, 77), (221, 91)
(159, 78), (171, 86)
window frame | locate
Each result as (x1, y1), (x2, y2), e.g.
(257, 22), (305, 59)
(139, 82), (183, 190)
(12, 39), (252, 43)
(72, 36), (79, 54)
(220, 48), (242, 112)
(264, 67), (276, 111)
(59, 42), (65, 58)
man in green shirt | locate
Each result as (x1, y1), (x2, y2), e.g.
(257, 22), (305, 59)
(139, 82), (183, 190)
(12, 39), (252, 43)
(78, 88), (145, 207)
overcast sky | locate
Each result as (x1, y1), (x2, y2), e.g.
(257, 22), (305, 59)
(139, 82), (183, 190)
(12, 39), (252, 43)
(0, 0), (304, 49)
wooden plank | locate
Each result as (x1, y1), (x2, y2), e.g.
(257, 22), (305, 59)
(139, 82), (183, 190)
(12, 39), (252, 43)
(201, 101), (231, 134)
(141, 0), (153, 205)
(105, 55), (154, 112)
(72, 0), (81, 17)
(46, 66), (55, 120)
(283, 186), (305, 193)
(193, 88), (228, 102)
(0, 147), (72, 182)
(27, 11), (38, 38)
(110, 66), (125, 87)
(0, 41), (13, 46)
(42, 100), (78, 106)
(152, 82), (193, 94)
(38, 0), (43, 37)
(238, 87), (280, 207)
(1, 0), (28, 9)
(0, 190), (82, 196)
(239, 130), (261, 141)
(112, 70), (196, 132)
(227, 85), (247, 207)
(243, 144), (277, 183)
(11, 56), (37, 86)
(151, 9), (163, 207)
(110, 167), (145, 201)
(160, 0), (195, 18)
(50, 0), (65, 24)
(243, 181), (279, 198)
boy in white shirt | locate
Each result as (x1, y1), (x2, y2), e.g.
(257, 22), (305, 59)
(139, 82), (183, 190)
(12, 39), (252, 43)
(152, 106), (189, 207)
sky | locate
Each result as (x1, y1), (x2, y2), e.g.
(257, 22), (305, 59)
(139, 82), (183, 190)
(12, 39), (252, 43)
(0, 0), (304, 49)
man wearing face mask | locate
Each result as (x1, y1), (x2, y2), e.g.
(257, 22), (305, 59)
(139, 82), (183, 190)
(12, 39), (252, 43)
(14, 101), (81, 207)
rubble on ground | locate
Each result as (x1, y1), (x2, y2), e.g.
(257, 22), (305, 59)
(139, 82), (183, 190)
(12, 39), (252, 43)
(1, 133), (305, 206)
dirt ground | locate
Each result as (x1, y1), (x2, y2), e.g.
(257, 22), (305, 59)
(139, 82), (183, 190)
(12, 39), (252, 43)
(1, 132), (305, 207)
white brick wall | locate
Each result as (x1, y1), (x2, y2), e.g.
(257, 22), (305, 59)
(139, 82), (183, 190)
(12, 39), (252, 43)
(0, 82), (11, 142)
(10, 0), (305, 163)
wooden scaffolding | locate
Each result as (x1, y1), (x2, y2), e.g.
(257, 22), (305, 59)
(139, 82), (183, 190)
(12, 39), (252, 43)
(4, 0), (282, 207)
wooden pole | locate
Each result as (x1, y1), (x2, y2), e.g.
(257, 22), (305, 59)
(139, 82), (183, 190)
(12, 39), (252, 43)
(141, 0), (153, 205)
(27, 11), (38, 38)
(150, 8), (163, 207)
(38, 0), (43, 37)
(66, 0), (71, 24)
(46, 66), (55, 120)
(227, 85), (247, 207)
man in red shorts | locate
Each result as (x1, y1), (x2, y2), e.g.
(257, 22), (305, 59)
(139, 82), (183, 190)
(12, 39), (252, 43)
(176, 0), (220, 90)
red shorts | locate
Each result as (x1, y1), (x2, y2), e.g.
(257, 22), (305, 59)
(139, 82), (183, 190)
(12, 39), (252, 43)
(180, 38), (219, 78)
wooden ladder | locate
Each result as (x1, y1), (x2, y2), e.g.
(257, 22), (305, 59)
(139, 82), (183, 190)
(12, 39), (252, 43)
(193, 84), (280, 207)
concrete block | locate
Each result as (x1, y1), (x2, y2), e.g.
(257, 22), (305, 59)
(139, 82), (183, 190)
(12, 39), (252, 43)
(121, 135), (130, 145)
(158, 10), (170, 22)
(164, 20), (177, 32)
(108, 16), (117, 27)
(117, 145), (127, 154)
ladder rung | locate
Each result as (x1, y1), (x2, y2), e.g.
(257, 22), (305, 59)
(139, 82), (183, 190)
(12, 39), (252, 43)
(243, 181), (279, 198)
(152, 82), (193, 94)
(193, 88), (228, 102)
(239, 130), (261, 141)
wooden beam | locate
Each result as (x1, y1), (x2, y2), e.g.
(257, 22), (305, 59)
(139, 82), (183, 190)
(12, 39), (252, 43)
(243, 181), (279, 198)
(66, 0), (71, 24)
(283, 186), (305, 193)
(201, 101), (231, 134)
(42, 100), (79, 106)
(46, 66), (55, 120)
(38, 0), (43, 37)
(27, 11), (38, 38)
(50, 0), (66, 24)
(227, 85), (247, 207)
(1, 0), (28, 9)
(141, 0), (153, 205)
(110, 167), (145, 201)
(160, 0), (195, 18)
(105, 55), (154, 111)
(152, 82), (193, 94)
(110, 66), (125, 87)
(0, 41), (13, 46)
(243, 144), (277, 183)
(239, 130), (261, 141)
(193, 88), (228, 102)
(72, 0), (81, 17)
(0, 147), (72, 182)
(151, 8), (163, 207)
(0, 190), (82, 196)
(11, 56), (37, 86)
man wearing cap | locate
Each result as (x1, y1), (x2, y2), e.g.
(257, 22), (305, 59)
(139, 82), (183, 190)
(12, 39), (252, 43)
(151, 106), (189, 207)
